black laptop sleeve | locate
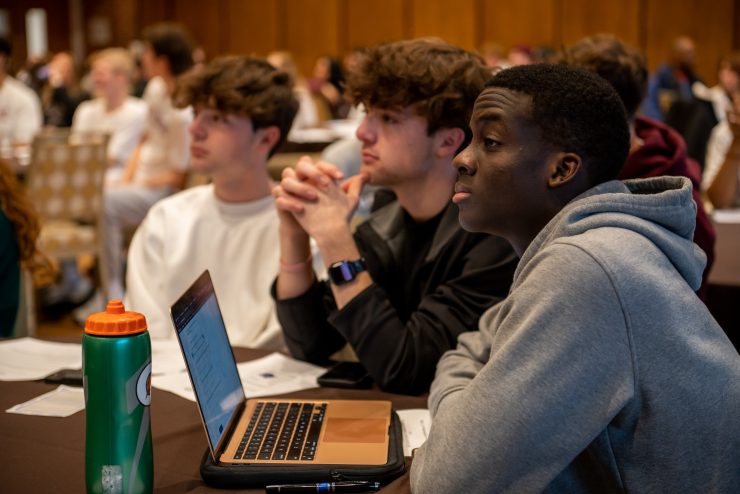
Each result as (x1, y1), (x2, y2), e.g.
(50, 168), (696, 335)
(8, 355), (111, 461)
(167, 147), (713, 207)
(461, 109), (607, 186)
(199, 410), (406, 488)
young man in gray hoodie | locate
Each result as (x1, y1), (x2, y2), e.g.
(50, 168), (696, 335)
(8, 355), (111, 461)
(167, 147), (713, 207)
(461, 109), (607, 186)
(410, 63), (740, 493)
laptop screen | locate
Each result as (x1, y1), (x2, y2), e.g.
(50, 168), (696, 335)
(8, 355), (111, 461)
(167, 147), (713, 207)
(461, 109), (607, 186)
(171, 270), (245, 455)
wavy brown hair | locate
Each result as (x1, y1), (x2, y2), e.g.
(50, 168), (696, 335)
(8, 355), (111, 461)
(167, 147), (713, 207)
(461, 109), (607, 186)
(174, 55), (299, 157)
(0, 160), (53, 284)
(346, 38), (491, 152)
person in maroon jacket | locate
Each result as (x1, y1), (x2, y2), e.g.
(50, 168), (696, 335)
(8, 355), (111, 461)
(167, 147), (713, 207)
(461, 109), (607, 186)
(560, 34), (715, 300)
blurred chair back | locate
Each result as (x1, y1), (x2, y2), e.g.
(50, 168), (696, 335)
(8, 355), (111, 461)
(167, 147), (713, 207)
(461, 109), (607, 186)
(26, 133), (109, 298)
(12, 268), (36, 338)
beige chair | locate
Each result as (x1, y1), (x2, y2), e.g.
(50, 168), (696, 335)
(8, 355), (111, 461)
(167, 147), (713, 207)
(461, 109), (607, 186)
(26, 135), (109, 300)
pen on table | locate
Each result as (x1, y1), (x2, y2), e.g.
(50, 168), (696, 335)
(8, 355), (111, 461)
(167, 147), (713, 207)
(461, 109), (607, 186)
(265, 480), (381, 493)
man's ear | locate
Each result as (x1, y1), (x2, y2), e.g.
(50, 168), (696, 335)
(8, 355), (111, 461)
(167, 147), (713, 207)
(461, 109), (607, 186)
(256, 126), (281, 155)
(434, 127), (466, 159)
(547, 152), (582, 188)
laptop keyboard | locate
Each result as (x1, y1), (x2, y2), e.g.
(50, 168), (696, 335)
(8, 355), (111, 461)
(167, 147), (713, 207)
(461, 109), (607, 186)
(234, 402), (327, 461)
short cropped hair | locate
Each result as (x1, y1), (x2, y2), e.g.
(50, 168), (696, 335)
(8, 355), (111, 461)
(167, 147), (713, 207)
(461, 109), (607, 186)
(486, 64), (630, 186)
(347, 38), (491, 151)
(175, 56), (299, 157)
(556, 34), (647, 119)
(89, 48), (134, 78)
(142, 23), (194, 76)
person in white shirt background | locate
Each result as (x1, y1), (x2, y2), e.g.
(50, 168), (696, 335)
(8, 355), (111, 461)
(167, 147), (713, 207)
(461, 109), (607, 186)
(72, 47), (147, 183)
(102, 23), (194, 302)
(0, 37), (42, 159)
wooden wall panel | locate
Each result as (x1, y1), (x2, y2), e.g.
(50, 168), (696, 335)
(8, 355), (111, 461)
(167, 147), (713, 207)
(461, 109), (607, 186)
(480, 0), (556, 52)
(344, 0), (406, 50)
(645, 0), (735, 85)
(224, 0), (279, 57)
(560, 0), (641, 48)
(6, 0), (71, 70)
(81, 0), (137, 50)
(4, 0), (739, 90)
(736, 0), (740, 48)
(137, 0), (173, 33)
(409, 0), (477, 50)
(172, 0), (225, 60)
(282, 0), (340, 76)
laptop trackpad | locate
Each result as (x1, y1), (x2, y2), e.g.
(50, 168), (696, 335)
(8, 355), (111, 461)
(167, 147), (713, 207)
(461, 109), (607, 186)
(323, 418), (387, 443)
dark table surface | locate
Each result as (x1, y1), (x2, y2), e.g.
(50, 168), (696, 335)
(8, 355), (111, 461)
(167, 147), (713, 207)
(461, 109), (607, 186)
(0, 346), (424, 493)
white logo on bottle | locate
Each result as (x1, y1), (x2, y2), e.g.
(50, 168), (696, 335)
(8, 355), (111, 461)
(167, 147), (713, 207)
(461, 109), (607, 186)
(136, 362), (152, 406)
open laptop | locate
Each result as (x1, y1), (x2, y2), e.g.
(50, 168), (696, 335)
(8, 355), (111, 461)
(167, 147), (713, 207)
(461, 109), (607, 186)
(169, 270), (393, 468)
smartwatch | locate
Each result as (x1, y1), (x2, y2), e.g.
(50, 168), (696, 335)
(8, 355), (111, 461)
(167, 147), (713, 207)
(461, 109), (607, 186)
(328, 258), (367, 285)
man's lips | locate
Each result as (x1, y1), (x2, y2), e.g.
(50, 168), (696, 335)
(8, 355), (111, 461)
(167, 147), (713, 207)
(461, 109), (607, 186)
(452, 182), (471, 204)
(190, 146), (208, 158)
(361, 150), (378, 163)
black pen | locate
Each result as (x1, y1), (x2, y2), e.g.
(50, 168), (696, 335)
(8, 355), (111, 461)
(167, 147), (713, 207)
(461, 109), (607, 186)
(265, 480), (381, 493)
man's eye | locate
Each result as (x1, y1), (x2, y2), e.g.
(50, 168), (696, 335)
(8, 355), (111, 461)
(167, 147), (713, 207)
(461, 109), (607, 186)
(483, 138), (499, 150)
(380, 114), (398, 124)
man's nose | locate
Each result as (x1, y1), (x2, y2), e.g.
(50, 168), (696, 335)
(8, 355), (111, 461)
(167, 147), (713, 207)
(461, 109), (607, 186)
(189, 116), (204, 139)
(355, 115), (375, 144)
(453, 145), (475, 175)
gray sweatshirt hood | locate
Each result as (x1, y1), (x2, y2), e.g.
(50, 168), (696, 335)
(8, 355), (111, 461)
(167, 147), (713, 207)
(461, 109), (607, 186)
(516, 176), (707, 291)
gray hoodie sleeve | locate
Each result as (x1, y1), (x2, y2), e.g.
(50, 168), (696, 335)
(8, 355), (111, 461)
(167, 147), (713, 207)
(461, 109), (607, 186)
(411, 243), (635, 493)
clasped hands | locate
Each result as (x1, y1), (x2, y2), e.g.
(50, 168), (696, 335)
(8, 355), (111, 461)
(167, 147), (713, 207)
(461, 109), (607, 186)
(272, 156), (368, 242)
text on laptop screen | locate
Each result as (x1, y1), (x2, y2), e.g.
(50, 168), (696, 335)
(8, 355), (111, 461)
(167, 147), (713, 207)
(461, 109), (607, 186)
(175, 285), (245, 452)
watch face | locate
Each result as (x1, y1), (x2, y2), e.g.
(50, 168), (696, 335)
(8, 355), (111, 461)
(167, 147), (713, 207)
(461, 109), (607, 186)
(329, 258), (366, 285)
(336, 262), (355, 281)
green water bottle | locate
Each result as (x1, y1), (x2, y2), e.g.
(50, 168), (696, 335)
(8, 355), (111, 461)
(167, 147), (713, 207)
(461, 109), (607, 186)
(83, 300), (153, 494)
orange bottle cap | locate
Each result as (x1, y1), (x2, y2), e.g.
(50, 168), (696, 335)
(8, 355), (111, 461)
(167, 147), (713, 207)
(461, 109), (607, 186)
(84, 300), (148, 336)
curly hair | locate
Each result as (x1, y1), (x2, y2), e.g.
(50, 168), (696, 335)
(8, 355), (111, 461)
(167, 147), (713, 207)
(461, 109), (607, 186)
(347, 38), (491, 151)
(556, 34), (647, 119)
(486, 64), (630, 186)
(0, 160), (52, 283)
(174, 56), (299, 157)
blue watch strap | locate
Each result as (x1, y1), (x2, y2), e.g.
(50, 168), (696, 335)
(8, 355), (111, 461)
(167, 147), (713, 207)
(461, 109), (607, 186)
(328, 258), (367, 285)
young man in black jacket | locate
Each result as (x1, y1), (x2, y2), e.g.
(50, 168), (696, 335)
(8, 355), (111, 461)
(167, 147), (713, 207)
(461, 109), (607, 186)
(271, 39), (517, 394)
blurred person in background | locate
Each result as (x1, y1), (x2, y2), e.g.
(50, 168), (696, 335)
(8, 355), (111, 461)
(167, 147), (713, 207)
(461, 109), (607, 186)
(42, 51), (89, 127)
(72, 48), (147, 182)
(267, 51), (319, 132)
(703, 93), (740, 209)
(507, 44), (534, 66)
(309, 55), (349, 119)
(100, 23), (194, 303)
(641, 35), (703, 121)
(479, 41), (508, 70)
(693, 52), (740, 124)
(0, 37), (42, 154)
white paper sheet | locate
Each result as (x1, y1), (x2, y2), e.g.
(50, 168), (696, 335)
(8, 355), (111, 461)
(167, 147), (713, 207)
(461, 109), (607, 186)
(0, 338), (187, 382)
(6, 385), (85, 417)
(150, 339), (187, 375)
(151, 352), (325, 402)
(0, 338), (82, 381)
(397, 408), (432, 457)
